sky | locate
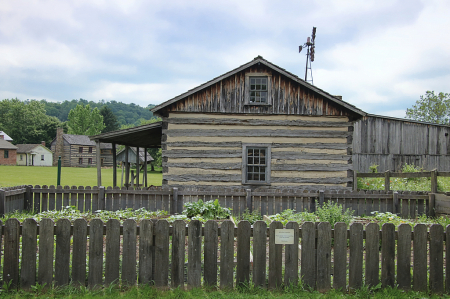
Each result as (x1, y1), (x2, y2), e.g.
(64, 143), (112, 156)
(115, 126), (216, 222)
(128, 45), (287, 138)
(1, 0), (450, 118)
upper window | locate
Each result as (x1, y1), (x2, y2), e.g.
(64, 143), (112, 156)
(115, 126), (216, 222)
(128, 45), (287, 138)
(79, 147), (83, 153)
(245, 73), (272, 106)
(242, 144), (271, 185)
(4, 150), (9, 159)
(89, 147), (93, 153)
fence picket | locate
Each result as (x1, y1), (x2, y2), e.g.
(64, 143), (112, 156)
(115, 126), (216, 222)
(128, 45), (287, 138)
(253, 221), (267, 288)
(72, 219), (87, 286)
(365, 223), (380, 288)
(4, 219), (20, 288)
(34, 185), (40, 213)
(301, 221), (315, 289)
(285, 221), (299, 287)
(236, 221), (251, 287)
(38, 218), (54, 288)
(413, 224), (427, 292)
(122, 219), (137, 286)
(55, 219), (71, 286)
(349, 222), (363, 291)
(446, 225), (450, 293)
(41, 185), (48, 212)
(430, 224), (444, 294)
(171, 220), (185, 288)
(317, 222), (331, 292)
(70, 186), (77, 208)
(85, 186), (91, 212)
(56, 185), (63, 211)
(204, 220), (218, 287)
(333, 222), (347, 291)
(188, 220), (202, 288)
(220, 220), (234, 289)
(48, 185), (56, 211)
(63, 185), (70, 208)
(20, 218), (37, 290)
(381, 223), (395, 288)
(155, 220), (169, 287)
(269, 221), (283, 289)
(105, 219), (120, 286)
(88, 219), (104, 289)
(397, 224), (411, 290)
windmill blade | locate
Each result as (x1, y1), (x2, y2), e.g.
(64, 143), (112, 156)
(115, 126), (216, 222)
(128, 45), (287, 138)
(311, 27), (316, 43)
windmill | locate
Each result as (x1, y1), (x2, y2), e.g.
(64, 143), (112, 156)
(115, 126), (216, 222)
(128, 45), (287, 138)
(299, 27), (316, 85)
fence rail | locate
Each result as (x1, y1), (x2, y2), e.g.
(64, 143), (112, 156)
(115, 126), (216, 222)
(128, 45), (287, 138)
(0, 185), (434, 218)
(0, 218), (449, 294)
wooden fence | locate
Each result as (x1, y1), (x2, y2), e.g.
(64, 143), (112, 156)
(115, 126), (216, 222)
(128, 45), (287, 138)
(0, 185), (434, 218)
(1, 218), (449, 294)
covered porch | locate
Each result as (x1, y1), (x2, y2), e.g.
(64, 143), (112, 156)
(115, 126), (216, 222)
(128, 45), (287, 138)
(90, 122), (162, 187)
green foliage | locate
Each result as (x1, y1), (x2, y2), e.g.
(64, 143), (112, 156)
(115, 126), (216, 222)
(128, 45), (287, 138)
(369, 164), (379, 173)
(182, 199), (231, 220)
(406, 90), (450, 124)
(267, 209), (317, 226)
(67, 104), (105, 135)
(315, 201), (354, 227)
(239, 209), (263, 224)
(100, 105), (120, 133)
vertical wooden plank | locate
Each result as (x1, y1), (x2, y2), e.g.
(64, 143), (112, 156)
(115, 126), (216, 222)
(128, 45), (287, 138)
(269, 221), (283, 289)
(397, 223), (411, 291)
(41, 185), (49, 212)
(204, 220), (218, 287)
(85, 186), (92, 212)
(72, 219), (87, 287)
(55, 219), (71, 286)
(56, 185), (63, 211)
(171, 220), (185, 288)
(122, 219), (137, 286)
(105, 219), (120, 286)
(349, 222), (363, 291)
(236, 221), (251, 287)
(401, 198), (409, 219)
(63, 185), (70, 208)
(121, 187), (127, 210)
(135, 187), (142, 210)
(3, 219), (20, 288)
(91, 186), (99, 211)
(253, 221), (267, 288)
(333, 222), (347, 291)
(410, 198), (417, 219)
(38, 218), (54, 288)
(413, 223), (428, 292)
(106, 186), (113, 211)
(430, 224), (444, 294)
(78, 186), (85, 213)
(88, 219), (104, 289)
(112, 186), (120, 211)
(188, 220), (202, 288)
(34, 185), (41, 213)
(365, 223), (380, 288)
(233, 195), (240, 216)
(284, 221), (299, 287)
(220, 220), (234, 289)
(48, 185), (56, 211)
(154, 220), (170, 287)
(316, 222), (331, 292)
(381, 223), (395, 288)
(70, 185), (77, 208)
(267, 195), (274, 215)
(139, 219), (154, 285)
(446, 225), (450, 293)
(21, 218), (37, 290)
(301, 221), (316, 289)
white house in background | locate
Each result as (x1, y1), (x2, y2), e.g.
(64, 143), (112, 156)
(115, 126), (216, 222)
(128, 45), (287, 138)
(16, 143), (53, 166)
(0, 131), (13, 141)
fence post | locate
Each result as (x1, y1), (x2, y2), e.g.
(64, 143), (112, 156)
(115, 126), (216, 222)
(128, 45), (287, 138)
(393, 192), (399, 214)
(431, 169), (438, 194)
(98, 186), (105, 210)
(172, 187), (178, 214)
(246, 189), (252, 213)
(319, 190), (324, 207)
(0, 189), (5, 216)
(353, 171), (358, 191)
(384, 171), (390, 192)
(429, 193), (436, 217)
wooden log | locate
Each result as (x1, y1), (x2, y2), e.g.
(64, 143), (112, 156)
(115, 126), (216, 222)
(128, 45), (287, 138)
(316, 222), (331, 292)
(88, 219), (104, 289)
(365, 223), (380, 288)
(301, 221), (316, 289)
(430, 224), (444, 294)
(285, 221), (299, 287)
(55, 219), (71, 287)
(167, 117), (351, 127)
(220, 220), (235, 289)
(122, 219), (137, 286)
(188, 220), (202, 288)
(171, 220), (185, 288)
(253, 221), (267, 288)
(167, 128), (349, 138)
(349, 222), (363, 291)
(413, 224), (428, 292)
(105, 219), (120, 286)
(204, 220), (218, 287)
(154, 220), (170, 287)
(38, 218), (54, 288)
(333, 222), (347, 291)
(20, 218), (37, 290)
(236, 221), (251, 287)
(381, 223), (395, 288)
(3, 219), (20, 289)
(269, 221), (283, 289)
(72, 219), (87, 287)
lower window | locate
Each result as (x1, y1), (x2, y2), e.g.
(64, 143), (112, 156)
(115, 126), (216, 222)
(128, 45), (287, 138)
(242, 144), (271, 184)
(79, 158), (83, 164)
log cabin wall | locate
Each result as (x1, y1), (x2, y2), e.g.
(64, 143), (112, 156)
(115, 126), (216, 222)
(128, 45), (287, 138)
(353, 115), (450, 172)
(159, 64), (359, 190)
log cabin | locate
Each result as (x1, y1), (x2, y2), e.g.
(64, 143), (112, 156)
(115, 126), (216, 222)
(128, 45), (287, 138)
(151, 56), (365, 190)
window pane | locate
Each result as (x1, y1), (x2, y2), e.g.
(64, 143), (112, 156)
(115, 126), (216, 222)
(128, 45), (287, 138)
(260, 174), (265, 181)
(247, 173), (253, 181)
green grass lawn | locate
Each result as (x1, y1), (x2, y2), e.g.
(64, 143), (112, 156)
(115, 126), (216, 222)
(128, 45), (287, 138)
(0, 165), (162, 188)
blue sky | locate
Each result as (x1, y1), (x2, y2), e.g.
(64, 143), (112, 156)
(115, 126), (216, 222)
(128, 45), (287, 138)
(1, 0), (449, 118)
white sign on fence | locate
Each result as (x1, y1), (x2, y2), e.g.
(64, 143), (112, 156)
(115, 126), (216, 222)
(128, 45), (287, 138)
(275, 229), (294, 244)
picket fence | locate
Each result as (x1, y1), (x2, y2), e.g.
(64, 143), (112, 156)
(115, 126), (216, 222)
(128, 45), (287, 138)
(0, 185), (432, 218)
(1, 218), (449, 294)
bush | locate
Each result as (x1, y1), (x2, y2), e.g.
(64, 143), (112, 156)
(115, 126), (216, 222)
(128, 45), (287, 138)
(315, 201), (354, 227)
(182, 199), (231, 220)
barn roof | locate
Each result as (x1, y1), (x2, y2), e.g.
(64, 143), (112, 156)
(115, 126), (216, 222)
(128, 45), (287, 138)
(151, 56), (366, 116)
(0, 139), (18, 149)
(51, 134), (112, 149)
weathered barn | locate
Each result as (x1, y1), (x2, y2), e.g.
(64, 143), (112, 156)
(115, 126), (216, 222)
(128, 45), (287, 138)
(353, 114), (450, 172)
(151, 56), (365, 190)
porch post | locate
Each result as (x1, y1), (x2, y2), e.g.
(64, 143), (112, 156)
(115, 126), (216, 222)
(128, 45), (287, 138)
(136, 147), (140, 187)
(144, 148), (148, 187)
(125, 145), (129, 188)
(112, 143), (117, 187)
(96, 140), (101, 187)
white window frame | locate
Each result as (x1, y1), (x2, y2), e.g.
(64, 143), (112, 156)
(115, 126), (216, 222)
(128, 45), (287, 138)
(41, 154), (44, 161)
(244, 73), (272, 106)
(242, 143), (271, 185)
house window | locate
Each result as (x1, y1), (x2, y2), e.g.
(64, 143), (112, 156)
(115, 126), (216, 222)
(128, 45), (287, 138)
(41, 155), (44, 161)
(88, 158), (93, 164)
(242, 144), (271, 185)
(89, 147), (93, 153)
(245, 73), (272, 105)
(4, 150), (8, 158)
(20, 154), (23, 161)
(79, 158), (83, 164)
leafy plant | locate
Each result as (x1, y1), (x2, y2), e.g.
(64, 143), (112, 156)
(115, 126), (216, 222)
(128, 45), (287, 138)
(239, 209), (263, 224)
(182, 199), (231, 220)
(315, 201), (354, 227)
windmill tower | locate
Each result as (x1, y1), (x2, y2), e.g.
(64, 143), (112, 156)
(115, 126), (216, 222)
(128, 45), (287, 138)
(299, 27), (316, 85)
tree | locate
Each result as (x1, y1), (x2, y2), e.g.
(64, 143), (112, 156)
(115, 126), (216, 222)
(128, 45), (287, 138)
(405, 91), (450, 124)
(67, 104), (105, 135)
(100, 106), (119, 133)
